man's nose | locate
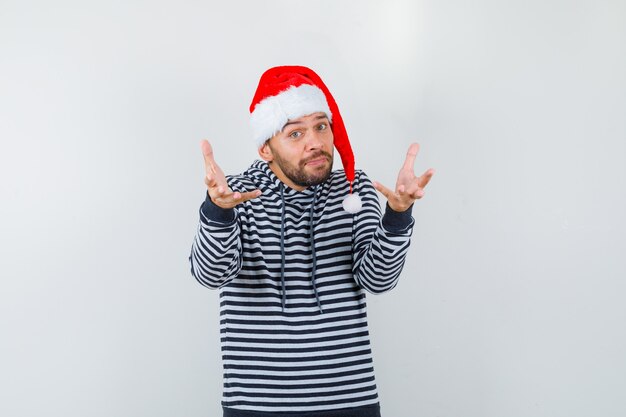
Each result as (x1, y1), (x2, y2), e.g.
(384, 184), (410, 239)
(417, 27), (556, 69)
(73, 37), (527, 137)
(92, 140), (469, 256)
(306, 128), (325, 149)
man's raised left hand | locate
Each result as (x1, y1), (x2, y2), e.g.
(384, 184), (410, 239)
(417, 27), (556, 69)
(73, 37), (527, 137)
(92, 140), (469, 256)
(373, 143), (435, 212)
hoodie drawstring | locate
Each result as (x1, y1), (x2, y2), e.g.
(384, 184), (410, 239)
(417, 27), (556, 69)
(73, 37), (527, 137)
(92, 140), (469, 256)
(279, 184), (287, 312)
(309, 186), (323, 313)
(278, 183), (323, 314)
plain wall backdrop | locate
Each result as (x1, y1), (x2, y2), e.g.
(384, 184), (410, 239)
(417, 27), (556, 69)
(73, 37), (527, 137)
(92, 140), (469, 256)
(1, 1), (625, 416)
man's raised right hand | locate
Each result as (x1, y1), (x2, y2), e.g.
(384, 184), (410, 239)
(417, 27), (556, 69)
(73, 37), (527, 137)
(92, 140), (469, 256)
(201, 140), (262, 209)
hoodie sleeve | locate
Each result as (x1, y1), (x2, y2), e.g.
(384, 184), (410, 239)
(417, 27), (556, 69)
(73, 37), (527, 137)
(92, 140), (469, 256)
(351, 171), (414, 294)
(189, 192), (242, 289)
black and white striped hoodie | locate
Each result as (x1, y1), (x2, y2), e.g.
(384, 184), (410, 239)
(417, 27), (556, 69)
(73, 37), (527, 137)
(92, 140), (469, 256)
(189, 160), (414, 416)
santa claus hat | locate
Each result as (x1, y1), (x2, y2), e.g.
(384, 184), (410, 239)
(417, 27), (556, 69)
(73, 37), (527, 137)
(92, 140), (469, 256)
(249, 66), (361, 212)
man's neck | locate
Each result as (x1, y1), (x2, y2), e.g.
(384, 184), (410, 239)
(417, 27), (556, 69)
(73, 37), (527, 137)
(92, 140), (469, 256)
(267, 162), (308, 191)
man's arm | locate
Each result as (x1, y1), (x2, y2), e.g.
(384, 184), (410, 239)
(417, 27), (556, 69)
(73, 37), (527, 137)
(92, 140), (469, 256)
(351, 172), (414, 293)
(352, 143), (434, 293)
(189, 140), (261, 289)
(189, 193), (242, 289)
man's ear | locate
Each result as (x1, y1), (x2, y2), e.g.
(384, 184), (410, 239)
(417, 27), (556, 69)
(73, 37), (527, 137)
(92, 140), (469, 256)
(258, 140), (273, 162)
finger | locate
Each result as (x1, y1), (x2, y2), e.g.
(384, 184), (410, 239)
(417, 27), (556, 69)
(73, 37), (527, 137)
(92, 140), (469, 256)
(418, 168), (435, 188)
(201, 139), (217, 175)
(205, 174), (218, 188)
(237, 190), (263, 203)
(209, 185), (226, 201)
(214, 189), (262, 208)
(401, 143), (420, 172)
(411, 188), (425, 199)
(372, 180), (395, 201)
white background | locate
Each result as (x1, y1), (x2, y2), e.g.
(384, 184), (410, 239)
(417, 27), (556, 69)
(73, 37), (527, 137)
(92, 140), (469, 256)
(1, 1), (625, 416)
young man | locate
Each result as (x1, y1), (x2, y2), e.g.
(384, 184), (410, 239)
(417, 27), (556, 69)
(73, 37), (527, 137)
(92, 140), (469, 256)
(189, 66), (434, 417)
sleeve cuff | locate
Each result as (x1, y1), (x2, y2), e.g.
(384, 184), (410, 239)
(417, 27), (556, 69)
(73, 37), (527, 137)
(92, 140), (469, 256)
(200, 192), (236, 223)
(382, 202), (414, 233)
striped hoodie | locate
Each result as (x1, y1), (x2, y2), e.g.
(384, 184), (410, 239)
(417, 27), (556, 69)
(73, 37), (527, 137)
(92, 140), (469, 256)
(189, 160), (414, 415)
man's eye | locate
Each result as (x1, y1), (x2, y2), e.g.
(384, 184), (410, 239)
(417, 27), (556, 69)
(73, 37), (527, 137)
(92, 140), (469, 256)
(318, 123), (327, 130)
(289, 131), (302, 138)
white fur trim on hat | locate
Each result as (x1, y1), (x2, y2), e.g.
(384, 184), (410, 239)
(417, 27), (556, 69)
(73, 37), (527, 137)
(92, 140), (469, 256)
(250, 84), (333, 148)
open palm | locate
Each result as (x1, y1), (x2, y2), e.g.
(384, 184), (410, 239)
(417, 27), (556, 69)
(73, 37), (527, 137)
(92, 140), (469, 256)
(373, 143), (435, 212)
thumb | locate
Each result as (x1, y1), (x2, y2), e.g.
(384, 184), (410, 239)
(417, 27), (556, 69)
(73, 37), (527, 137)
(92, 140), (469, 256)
(372, 181), (395, 201)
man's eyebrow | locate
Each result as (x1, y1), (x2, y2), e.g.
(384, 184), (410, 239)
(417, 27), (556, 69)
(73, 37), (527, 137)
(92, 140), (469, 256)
(281, 114), (329, 132)
(281, 120), (299, 131)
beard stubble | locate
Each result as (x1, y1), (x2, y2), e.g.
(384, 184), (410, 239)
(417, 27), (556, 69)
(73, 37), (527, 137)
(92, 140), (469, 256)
(271, 149), (334, 188)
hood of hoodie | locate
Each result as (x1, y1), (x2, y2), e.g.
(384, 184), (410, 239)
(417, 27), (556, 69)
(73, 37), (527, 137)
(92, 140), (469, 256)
(243, 159), (325, 313)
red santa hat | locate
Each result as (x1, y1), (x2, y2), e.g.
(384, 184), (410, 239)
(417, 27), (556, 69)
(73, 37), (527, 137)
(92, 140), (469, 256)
(249, 66), (362, 212)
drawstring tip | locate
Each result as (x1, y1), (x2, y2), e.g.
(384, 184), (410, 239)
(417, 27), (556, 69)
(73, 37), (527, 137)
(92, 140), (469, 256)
(316, 298), (324, 314)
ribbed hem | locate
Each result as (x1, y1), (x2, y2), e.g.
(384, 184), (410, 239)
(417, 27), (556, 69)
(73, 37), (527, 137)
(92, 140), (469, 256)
(200, 192), (236, 223)
(381, 202), (414, 233)
(223, 403), (381, 417)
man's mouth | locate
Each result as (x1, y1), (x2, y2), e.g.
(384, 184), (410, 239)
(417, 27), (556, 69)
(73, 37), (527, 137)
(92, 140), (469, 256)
(304, 153), (330, 166)
(306, 157), (327, 166)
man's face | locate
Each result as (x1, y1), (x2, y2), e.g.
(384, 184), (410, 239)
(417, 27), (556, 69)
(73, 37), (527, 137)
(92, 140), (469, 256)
(260, 112), (334, 190)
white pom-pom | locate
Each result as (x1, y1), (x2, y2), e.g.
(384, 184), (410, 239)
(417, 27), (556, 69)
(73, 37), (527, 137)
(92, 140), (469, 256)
(342, 192), (362, 214)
